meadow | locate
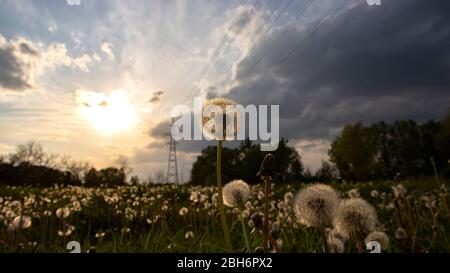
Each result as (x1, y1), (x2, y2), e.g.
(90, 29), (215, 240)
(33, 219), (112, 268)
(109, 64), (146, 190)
(0, 177), (449, 253)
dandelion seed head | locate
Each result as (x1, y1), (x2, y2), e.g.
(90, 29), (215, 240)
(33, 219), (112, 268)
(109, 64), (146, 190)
(293, 184), (340, 228)
(179, 207), (189, 216)
(370, 190), (380, 198)
(12, 216), (32, 230)
(395, 227), (408, 240)
(222, 180), (250, 208)
(56, 207), (70, 219)
(201, 97), (239, 140)
(333, 198), (377, 236)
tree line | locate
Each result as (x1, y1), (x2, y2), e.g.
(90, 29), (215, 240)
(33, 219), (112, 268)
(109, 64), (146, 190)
(191, 113), (450, 184)
(328, 113), (450, 181)
(0, 142), (131, 187)
(1, 113), (449, 187)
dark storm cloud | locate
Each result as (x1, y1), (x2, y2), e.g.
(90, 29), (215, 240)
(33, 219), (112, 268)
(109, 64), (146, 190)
(227, 0), (450, 140)
(0, 45), (33, 91)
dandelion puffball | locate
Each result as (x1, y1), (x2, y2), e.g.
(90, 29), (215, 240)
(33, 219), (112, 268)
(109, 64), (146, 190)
(293, 184), (340, 228)
(56, 207), (70, 219)
(201, 98), (239, 141)
(333, 198), (377, 236)
(179, 207), (189, 216)
(222, 179), (250, 208)
(12, 216), (32, 230)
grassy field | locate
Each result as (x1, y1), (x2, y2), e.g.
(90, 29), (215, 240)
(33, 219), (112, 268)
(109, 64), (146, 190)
(0, 177), (449, 253)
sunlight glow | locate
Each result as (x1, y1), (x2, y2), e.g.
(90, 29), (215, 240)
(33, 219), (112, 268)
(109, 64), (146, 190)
(77, 90), (139, 134)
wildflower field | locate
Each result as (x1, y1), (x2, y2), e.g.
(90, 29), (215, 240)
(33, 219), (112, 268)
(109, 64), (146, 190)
(0, 178), (449, 253)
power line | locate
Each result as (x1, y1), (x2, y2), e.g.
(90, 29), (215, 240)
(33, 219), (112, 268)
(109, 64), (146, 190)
(277, 0), (351, 66)
(242, 0), (352, 96)
(173, 0), (250, 95)
(241, 0), (315, 79)
(209, 0), (291, 92)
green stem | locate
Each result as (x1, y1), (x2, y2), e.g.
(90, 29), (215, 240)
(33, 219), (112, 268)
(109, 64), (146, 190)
(431, 157), (442, 187)
(217, 140), (233, 252)
(263, 178), (270, 252)
(240, 211), (251, 252)
(319, 227), (330, 253)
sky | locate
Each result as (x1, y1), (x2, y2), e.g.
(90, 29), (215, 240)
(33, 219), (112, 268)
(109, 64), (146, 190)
(1, 0), (450, 182)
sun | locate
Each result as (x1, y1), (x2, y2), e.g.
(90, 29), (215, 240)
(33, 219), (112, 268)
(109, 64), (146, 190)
(77, 89), (139, 134)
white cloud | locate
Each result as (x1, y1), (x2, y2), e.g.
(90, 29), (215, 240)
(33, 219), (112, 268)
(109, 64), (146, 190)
(101, 41), (115, 60)
(294, 139), (331, 172)
(0, 34), (93, 92)
(48, 25), (57, 33)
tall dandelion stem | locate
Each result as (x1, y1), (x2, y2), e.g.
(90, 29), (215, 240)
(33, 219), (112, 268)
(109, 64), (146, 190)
(319, 227), (330, 253)
(240, 211), (251, 252)
(263, 177), (270, 252)
(217, 140), (233, 252)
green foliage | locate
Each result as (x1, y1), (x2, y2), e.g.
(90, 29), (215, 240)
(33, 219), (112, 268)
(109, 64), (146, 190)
(330, 116), (450, 181)
(0, 178), (448, 253)
(190, 139), (304, 185)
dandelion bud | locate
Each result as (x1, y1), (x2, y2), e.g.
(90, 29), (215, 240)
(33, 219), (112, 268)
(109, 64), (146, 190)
(250, 212), (264, 230)
(257, 154), (277, 179)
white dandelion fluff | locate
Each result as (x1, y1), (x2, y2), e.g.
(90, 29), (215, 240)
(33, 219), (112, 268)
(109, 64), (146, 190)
(293, 184), (340, 228)
(392, 184), (407, 198)
(370, 190), (380, 198)
(201, 98), (239, 141)
(365, 231), (389, 250)
(179, 207), (189, 216)
(12, 216), (32, 230)
(222, 179), (250, 208)
(185, 231), (194, 240)
(56, 207), (70, 219)
(333, 198), (377, 236)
